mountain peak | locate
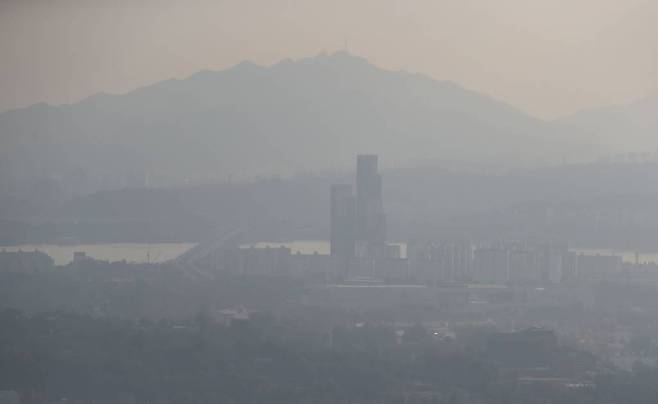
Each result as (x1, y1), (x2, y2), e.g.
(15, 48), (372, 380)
(229, 60), (262, 73)
(322, 49), (369, 64)
(288, 50), (373, 69)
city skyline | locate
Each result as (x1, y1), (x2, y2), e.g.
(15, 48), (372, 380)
(4, 2), (658, 402)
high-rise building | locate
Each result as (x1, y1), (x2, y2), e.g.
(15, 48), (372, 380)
(356, 154), (386, 245)
(330, 155), (389, 260)
(330, 184), (356, 258)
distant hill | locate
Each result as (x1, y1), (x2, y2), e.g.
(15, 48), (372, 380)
(0, 51), (595, 202)
(559, 93), (658, 153)
(7, 161), (658, 246)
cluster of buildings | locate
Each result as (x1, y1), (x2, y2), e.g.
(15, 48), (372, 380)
(207, 156), (628, 289)
(0, 249), (54, 274)
(0, 155), (634, 292)
(215, 239), (627, 285)
(1, 155), (635, 314)
(409, 240), (626, 285)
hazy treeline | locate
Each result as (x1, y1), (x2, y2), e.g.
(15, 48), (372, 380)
(0, 307), (639, 404)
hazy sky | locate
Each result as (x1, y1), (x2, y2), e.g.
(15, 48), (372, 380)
(1, 0), (657, 118)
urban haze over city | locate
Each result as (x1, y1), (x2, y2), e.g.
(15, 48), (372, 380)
(2, 1), (658, 403)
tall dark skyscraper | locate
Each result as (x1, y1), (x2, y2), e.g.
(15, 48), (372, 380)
(356, 154), (386, 244)
(330, 184), (356, 258)
(330, 155), (387, 259)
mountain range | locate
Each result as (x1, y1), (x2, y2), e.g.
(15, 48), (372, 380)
(0, 51), (611, 199)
